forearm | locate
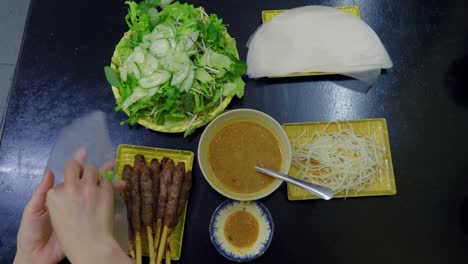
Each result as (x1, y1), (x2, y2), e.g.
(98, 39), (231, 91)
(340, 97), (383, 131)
(70, 238), (133, 264)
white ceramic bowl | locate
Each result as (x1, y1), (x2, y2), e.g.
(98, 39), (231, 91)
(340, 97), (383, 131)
(198, 109), (292, 201)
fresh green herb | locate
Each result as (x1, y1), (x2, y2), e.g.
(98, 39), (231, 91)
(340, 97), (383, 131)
(104, 66), (121, 87)
(100, 171), (115, 181)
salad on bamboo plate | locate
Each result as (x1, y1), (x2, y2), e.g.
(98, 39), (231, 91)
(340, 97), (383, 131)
(105, 0), (246, 137)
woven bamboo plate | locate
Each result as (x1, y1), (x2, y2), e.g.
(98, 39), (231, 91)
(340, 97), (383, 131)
(283, 119), (397, 200)
(115, 144), (194, 260)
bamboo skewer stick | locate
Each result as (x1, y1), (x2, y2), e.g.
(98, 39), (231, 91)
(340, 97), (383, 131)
(129, 245), (135, 259)
(165, 229), (173, 264)
(159, 226), (174, 264)
(165, 242), (171, 264)
(135, 232), (142, 264)
(154, 218), (163, 256)
(156, 226), (170, 264)
(127, 215), (136, 259)
(147, 226), (156, 264)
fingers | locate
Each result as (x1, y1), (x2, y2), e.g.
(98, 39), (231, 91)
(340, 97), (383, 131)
(64, 160), (82, 186)
(99, 161), (114, 172)
(73, 147), (88, 165)
(26, 170), (55, 214)
(82, 165), (99, 185)
(63, 159), (116, 188)
(114, 180), (127, 193)
(100, 177), (114, 193)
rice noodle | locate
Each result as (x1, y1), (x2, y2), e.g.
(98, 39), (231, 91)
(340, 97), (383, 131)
(292, 123), (385, 197)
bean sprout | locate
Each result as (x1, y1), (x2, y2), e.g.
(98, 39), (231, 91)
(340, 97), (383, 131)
(292, 123), (385, 197)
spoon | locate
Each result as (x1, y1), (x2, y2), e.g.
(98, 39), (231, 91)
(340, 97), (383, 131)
(255, 165), (334, 200)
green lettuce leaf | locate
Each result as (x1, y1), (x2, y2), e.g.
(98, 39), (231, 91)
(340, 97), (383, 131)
(104, 66), (121, 87)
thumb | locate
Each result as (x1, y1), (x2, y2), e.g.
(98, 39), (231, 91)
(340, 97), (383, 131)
(27, 170), (55, 214)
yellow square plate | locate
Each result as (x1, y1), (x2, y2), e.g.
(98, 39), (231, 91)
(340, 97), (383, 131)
(116, 144), (194, 260)
(261, 6), (361, 77)
(283, 119), (396, 200)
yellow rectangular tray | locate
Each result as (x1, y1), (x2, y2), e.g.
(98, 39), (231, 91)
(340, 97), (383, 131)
(283, 119), (396, 200)
(115, 144), (194, 260)
(261, 6), (361, 78)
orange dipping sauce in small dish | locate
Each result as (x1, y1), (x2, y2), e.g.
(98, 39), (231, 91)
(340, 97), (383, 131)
(224, 210), (259, 248)
(208, 121), (282, 194)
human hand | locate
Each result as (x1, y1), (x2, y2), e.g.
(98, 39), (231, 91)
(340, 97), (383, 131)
(46, 159), (130, 264)
(14, 170), (64, 264)
(14, 148), (125, 264)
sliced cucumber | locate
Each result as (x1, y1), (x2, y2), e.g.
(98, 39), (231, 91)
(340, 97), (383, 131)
(150, 39), (170, 57)
(139, 70), (171, 88)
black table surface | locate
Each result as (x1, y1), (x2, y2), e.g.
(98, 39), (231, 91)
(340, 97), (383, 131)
(1, 0), (468, 263)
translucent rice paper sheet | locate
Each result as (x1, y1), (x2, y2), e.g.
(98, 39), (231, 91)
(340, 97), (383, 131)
(45, 111), (128, 252)
(334, 69), (382, 93)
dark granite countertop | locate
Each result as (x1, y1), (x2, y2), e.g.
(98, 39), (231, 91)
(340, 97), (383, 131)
(1, 0), (468, 263)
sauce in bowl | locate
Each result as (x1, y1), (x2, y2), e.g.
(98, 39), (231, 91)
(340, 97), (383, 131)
(224, 210), (259, 248)
(208, 121), (282, 194)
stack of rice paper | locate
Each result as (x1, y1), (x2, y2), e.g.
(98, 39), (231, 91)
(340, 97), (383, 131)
(246, 6), (392, 88)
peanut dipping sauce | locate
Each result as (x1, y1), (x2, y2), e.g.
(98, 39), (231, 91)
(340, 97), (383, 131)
(223, 210), (259, 248)
(208, 121), (282, 193)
